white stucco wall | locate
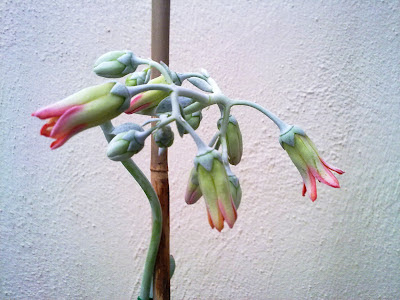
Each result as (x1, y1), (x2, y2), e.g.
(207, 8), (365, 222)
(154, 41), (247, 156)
(1, 0), (399, 299)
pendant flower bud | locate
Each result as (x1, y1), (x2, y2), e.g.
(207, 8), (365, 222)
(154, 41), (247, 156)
(125, 68), (151, 86)
(228, 175), (242, 209)
(125, 75), (170, 114)
(184, 111), (202, 133)
(279, 126), (344, 201)
(218, 115), (243, 165)
(93, 50), (138, 78)
(107, 129), (147, 161)
(194, 150), (237, 231)
(153, 125), (174, 148)
(185, 168), (202, 205)
(32, 82), (130, 149)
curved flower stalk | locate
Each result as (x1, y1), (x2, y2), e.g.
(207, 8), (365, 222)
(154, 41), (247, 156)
(279, 126), (344, 201)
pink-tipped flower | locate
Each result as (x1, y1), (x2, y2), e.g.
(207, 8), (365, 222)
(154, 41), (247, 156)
(194, 150), (237, 231)
(279, 126), (344, 201)
(32, 82), (130, 149)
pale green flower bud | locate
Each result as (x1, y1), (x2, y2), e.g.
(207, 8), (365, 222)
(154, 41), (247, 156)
(153, 125), (174, 148)
(184, 111), (202, 133)
(218, 115), (243, 165)
(228, 175), (242, 209)
(93, 50), (137, 78)
(107, 129), (145, 161)
(125, 68), (151, 86)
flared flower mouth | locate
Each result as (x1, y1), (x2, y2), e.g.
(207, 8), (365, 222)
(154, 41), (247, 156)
(33, 105), (87, 149)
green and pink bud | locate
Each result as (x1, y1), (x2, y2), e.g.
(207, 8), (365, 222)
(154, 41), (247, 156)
(32, 82), (130, 149)
(185, 168), (202, 205)
(194, 150), (237, 231)
(279, 126), (344, 201)
(125, 75), (170, 114)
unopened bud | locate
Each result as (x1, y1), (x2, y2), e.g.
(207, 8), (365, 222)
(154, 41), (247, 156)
(184, 111), (202, 133)
(228, 175), (242, 209)
(107, 129), (145, 161)
(185, 168), (202, 205)
(154, 125), (174, 148)
(94, 50), (137, 78)
(125, 68), (150, 86)
(218, 115), (243, 165)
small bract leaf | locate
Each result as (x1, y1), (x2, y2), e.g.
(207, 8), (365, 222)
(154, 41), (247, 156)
(188, 77), (213, 93)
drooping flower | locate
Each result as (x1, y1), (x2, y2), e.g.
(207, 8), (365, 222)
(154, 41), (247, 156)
(194, 150), (237, 231)
(32, 82), (130, 149)
(279, 126), (344, 201)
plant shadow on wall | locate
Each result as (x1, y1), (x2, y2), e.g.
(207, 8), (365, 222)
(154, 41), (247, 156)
(32, 50), (344, 300)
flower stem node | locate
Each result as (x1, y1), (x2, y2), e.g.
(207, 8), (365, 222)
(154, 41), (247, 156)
(32, 82), (127, 149)
(93, 50), (138, 78)
(107, 129), (146, 161)
(194, 150), (237, 231)
(218, 115), (243, 165)
(279, 126), (344, 201)
(153, 125), (174, 148)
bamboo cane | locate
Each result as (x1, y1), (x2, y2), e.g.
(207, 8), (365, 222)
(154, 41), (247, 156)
(151, 0), (171, 299)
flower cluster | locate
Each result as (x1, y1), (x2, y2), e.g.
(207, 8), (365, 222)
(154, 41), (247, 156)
(32, 50), (344, 233)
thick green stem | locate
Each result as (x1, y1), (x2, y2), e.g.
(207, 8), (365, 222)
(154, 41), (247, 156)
(100, 121), (162, 300)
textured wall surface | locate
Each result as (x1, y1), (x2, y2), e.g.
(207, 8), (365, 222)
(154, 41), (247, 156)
(1, 0), (399, 299)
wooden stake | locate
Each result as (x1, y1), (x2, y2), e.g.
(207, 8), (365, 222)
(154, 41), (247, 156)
(151, 0), (170, 299)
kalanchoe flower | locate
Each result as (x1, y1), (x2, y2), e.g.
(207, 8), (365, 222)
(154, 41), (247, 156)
(194, 150), (237, 231)
(93, 50), (138, 78)
(217, 115), (243, 165)
(107, 129), (147, 161)
(153, 125), (174, 148)
(185, 168), (202, 205)
(279, 126), (344, 201)
(32, 82), (130, 149)
(125, 68), (151, 86)
(125, 75), (170, 114)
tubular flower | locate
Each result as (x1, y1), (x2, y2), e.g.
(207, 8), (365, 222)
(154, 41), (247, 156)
(194, 150), (237, 231)
(279, 126), (344, 201)
(125, 75), (170, 114)
(32, 82), (130, 149)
